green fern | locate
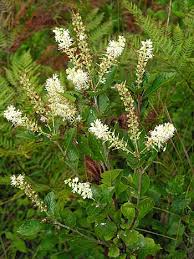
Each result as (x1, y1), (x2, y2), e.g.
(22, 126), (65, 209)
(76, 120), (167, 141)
(86, 9), (105, 31)
(5, 51), (40, 87)
(122, 0), (194, 93)
(123, 1), (174, 55)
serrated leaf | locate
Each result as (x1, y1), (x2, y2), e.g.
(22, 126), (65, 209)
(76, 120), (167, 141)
(95, 220), (117, 241)
(138, 237), (161, 258)
(44, 191), (56, 216)
(63, 128), (77, 154)
(144, 73), (174, 97)
(61, 209), (76, 227)
(133, 172), (150, 195)
(101, 169), (122, 187)
(98, 94), (110, 113)
(121, 202), (135, 222)
(17, 220), (42, 238)
(138, 198), (154, 220)
(120, 230), (143, 249)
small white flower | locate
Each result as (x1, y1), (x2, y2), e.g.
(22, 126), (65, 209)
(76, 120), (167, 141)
(40, 115), (47, 123)
(106, 36), (126, 58)
(66, 67), (89, 90)
(75, 115), (82, 122)
(4, 105), (25, 126)
(45, 74), (77, 121)
(10, 174), (47, 212)
(10, 175), (17, 186)
(10, 174), (24, 187)
(146, 122), (176, 150)
(4, 106), (40, 133)
(89, 119), (109, 141)
(73, 177), (79, 183)
(49, 102), (76, 121)
(139, 39), (153, 60)
(136, 39), (154, 88)
(79, 33), (86, 40)
(64, 177), (93, 199)
(17, 174), (25, 185)
(89, 119), (129, 153)
(45, 74), (64, 94)
(53, 28), (73, 50)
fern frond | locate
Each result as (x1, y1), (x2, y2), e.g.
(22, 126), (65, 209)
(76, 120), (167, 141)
(172, 26), (184, 47)
(0, 76), (14, 110)
(183, 8), (194, 31)
(90, 20), (113, 44)
(86, 10), (104, 31)
(5, 51), (40, 87)
(122, 1), (174, 55)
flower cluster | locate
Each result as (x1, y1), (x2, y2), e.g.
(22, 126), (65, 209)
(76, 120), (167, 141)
(4, 105), (40, 132)
(45, 74), (77, 121)
(106, 36), (126, 59)
(4, 105), (24, 126)
(136, 39), (153, 88)
(98, 36), (126, 84)
(146, 122), (176, 150)
(64, 177), (93, 199)
(53, 28), (73, 51)
(66, 67), (89, 91)
(53, 27), (79, 67)
(89, 119), (129, 153)
(10, 174), (47, 212)
(115, 82), (140, 140)
(45, 74), (64, 94)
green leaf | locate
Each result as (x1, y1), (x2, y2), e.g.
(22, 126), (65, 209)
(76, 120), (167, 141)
(166, 175), (185, 195)
(120, 230), (143, 249)
(101, 169), (122, 187)
(98, 94), (110, 113)
(138, 198), (154, 220)
(144, 73), (174, 97)
(13, 238), (27, 253)
(108, 245), (120, 258)
(98, 186), (115, 203)
(61, 209), (76, 227)
(44, 192), (56, 216)
(95, 220), (117, 241)
(121, 202), (135, 222)
(133, 172), (150, 195)
(17, 220), (42, 238)
(115, 181), (128, 196)
(63, 92), (76, 102)
(63, 128), (77, 153)
(138, 237), (161, 258)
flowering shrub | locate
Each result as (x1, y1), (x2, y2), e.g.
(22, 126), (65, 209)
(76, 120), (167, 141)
(3, 10), (180, 258)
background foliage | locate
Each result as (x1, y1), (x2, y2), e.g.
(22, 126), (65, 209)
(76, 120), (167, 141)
(0, 0), (194, 258)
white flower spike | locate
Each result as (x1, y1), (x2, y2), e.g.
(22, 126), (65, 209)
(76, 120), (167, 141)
(53, 28), (73, 50)
(146, 122), (176, 150)
(66, 67), (89, 91)
(64, 177), (93, 199)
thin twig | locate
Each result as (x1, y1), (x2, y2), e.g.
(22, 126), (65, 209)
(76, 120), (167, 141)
(153, 206), (180, 217)
(166, 0), (172, 29)
(53, 221), (106, 245)
(136, 227), (177, 241)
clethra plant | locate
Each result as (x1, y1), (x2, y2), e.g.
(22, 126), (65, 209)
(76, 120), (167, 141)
(4, 11), (177, 258)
